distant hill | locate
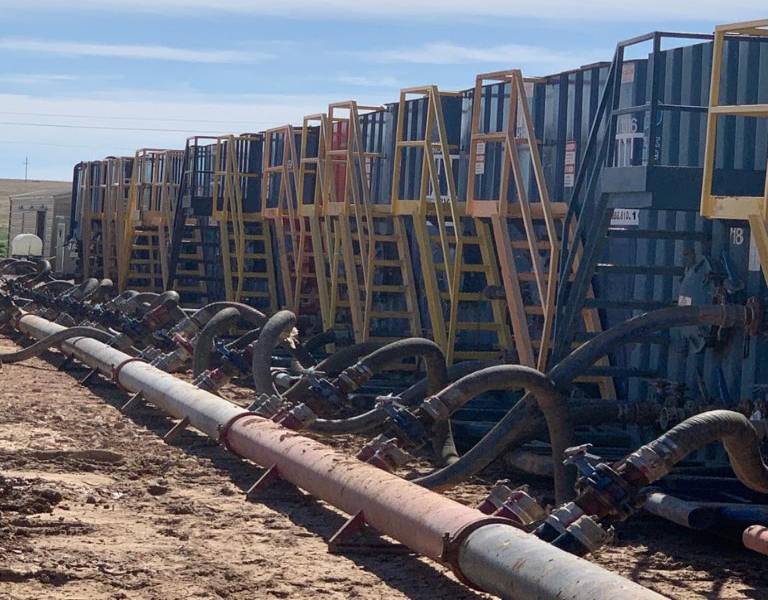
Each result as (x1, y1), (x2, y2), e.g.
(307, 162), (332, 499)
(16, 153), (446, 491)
(0, 178), (70, 256)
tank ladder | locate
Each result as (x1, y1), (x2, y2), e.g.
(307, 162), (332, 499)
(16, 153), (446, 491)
(297, 114), (332, 332)
(214, 134), (279, 314)
(103, 157), (132, 283)
(329, 100), (421, 344)
(392, 85), (473, 360)
(168, 137), (218, 306)
(119, 149), (182, 292)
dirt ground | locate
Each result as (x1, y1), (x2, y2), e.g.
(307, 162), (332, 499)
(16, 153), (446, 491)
(0, 332), (766, 600)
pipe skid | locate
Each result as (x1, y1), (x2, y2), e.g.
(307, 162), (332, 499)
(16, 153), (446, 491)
(10, 310), (666, 600)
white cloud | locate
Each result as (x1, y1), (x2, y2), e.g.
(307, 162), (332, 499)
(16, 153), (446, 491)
(0, 0), (763, 21)
(0, 90), (384, 179)
(335, 74), (402, 88)
(0, 38), (273, 64)
(351, 42), (599, 69)
(0, 73), (81, 84)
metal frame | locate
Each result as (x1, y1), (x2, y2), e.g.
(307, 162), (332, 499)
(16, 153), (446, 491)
(118, 148), (183, 292)
(554, 31), (714, 368)
(392, 86), (463, 353)
(699, 20), (768, 280)
(467, 69), (564, 368)
(214, 133), (279, 313)
(262, 125), (308, 313)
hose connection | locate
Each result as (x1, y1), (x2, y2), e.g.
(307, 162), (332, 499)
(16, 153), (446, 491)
(355, 434), (413, 472)
(476, 482), (546, 526)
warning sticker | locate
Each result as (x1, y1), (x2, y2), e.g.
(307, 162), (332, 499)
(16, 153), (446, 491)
(610, 208), (640, 226)
(678, 295), (693, 306)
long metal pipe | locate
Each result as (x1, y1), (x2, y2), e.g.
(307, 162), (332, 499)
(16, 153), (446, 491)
(14, 313), (665, 600)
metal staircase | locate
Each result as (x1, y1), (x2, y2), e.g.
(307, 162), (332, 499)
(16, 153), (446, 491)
(214, 133), (278, 314)
(103, 157), (132, 282)
(298, 114), (332, 332)
(79, 160), (108, 280)
(119, 149), (183, 292)
(393, 85), (496, 362)
(167, 136), (220, 306)
(466, 69), (570, 369)
(326, 101), (419, 344)
(262, 125), (313, 314)
(554, 32), (716, 396)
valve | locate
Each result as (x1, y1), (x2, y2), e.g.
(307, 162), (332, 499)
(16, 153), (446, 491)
(303, 371), (346, 412)
(193, 368), (231, 393)
(248, 394), (283, 418)
(355, 434), (412, 472)
(380, 403), (430, 451)
(477, 482), (546, 526)
(273, 403), (316, 430)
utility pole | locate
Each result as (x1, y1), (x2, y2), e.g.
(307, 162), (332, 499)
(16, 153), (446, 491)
(23, 156), (29, 181)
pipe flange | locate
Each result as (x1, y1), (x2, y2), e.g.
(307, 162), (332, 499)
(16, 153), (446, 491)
(111, 357), (147, 390)
(218, 411), (257, 454)
(440, 516), (518, 590)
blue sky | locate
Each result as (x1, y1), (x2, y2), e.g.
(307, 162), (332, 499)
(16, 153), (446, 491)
(0, 0), (764, 180)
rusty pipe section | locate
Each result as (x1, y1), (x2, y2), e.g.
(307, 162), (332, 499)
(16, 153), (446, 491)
(14, 312), (665, 600)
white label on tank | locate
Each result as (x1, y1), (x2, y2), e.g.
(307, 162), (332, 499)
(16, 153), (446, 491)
(476, 142), (486, 155)
(564, 140), (577, 187)
(610, 208), (640, 226)
(749, 233), (761, 271)
(475, 157), (485, 175)
(678, 295), (693, 306)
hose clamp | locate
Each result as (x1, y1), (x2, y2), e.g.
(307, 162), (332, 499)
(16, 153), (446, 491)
(624, 444), (668, 483)
(421, 395), (452, 421)
(111, 357), (147, 390)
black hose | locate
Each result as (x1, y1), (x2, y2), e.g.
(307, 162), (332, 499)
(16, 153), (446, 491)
(320, 338), (454, 464)
(637, 410), (768, 493)
(1, 259), (37, 275)
(192, 307), (241, 377)
(34, 280), (75, 296)
(154, 290), (180, 308)
(548, 305), (748, 390)
(17, 260), (51, 285)
(304, 329), (336, 353)
(192, 302), (267, 329)
(0, 326), (114, 363)
(418, 365), (570, 503)
(415, 305), (750, 493)
(67, 278), (100, 301)
(309, 351), (474, 435)
(307, 348), (478, 435)
(251, 310), (297, 396)
(92, 279), (114, 303)
(227, 328), (262, 350)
